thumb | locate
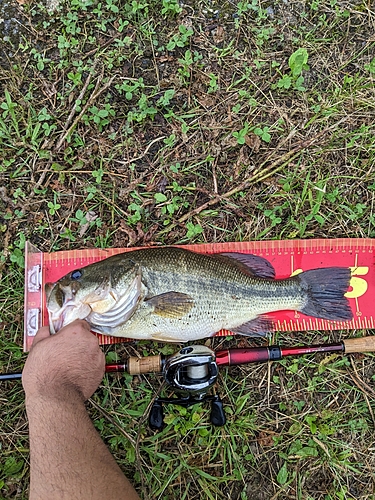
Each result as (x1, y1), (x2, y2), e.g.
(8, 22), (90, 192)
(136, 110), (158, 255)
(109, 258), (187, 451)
(31, 325), (51, 348)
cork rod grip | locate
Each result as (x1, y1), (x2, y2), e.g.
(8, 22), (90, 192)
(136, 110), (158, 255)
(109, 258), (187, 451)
(127, 355), (163, 375)
(343, 336), (375, 353)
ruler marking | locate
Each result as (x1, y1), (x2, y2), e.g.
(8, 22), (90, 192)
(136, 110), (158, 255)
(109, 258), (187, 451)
(355, 297), (360, 317)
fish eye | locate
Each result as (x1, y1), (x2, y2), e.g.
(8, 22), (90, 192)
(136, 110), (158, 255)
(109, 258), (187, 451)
(71, 269), (83, 280)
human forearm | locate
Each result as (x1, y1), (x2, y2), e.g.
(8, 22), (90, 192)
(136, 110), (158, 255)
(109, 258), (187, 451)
(23, 321), (140, 500)
(26, 393), (140, 500)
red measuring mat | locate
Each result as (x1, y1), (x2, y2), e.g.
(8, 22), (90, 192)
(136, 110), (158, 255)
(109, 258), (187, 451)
(24, 238), (374, 351)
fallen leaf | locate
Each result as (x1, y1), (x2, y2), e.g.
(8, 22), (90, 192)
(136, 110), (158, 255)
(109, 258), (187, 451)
(118, 221), (145, 247)
(199, 95), (216, 108)
(233, 146), (251, 177)
(245, 133), (261, 152)
(79, 211), (98, 237)
(213, 26), (225, 44)
(257, 431), (277, 447)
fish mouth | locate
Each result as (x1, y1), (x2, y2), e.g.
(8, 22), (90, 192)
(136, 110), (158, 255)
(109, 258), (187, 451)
(45, 282), (64, 333)
(48, 300), (92, 334)
(48, 304), (71, 334)
(46, 281), (92, 334)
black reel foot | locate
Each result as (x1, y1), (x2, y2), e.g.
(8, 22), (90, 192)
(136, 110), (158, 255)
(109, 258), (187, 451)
(210, 395), (226, 426)
(149, 400), (165, 431)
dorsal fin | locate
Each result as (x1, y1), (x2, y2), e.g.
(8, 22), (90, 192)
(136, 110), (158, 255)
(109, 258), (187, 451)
(213, 252), (275, 279)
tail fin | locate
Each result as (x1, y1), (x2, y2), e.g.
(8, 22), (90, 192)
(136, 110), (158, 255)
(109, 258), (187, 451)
(299, 268), (353, 321)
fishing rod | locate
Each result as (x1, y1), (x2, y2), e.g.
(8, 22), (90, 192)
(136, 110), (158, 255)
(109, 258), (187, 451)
(2, 335), (373, 381)
(1, 336), (375, 429)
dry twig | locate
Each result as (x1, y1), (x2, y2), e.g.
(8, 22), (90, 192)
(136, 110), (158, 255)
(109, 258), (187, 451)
(159, 116), (350, 234)
(55, 73), (115, 151)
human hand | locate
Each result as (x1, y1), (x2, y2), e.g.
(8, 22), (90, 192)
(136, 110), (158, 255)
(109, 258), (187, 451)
(22, 320), (105, 403)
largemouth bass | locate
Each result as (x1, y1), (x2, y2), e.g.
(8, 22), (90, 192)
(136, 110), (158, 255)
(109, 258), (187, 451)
(45, 247), (353, 342)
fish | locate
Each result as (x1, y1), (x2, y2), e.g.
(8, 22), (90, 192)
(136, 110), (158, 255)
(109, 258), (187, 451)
(45, 247), (353, 342)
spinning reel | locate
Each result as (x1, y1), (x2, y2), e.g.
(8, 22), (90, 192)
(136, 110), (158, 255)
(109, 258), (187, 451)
(148, 345), (226, 431)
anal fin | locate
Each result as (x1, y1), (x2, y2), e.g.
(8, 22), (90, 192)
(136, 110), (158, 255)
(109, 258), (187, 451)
(232, 315), (273, 337)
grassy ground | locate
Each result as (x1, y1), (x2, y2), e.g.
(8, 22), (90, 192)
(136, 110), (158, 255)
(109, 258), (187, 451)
(1, 0), (375, 498)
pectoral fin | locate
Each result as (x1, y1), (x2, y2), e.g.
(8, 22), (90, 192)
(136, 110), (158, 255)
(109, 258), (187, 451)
(146, 292), (194, 318)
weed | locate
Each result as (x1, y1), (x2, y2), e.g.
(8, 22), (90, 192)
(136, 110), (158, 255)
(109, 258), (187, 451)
(127, 95), (157, 124)
(67, 71), (82, 86)
(177, 50), (202, 85)
(127, 201), (143, 225)
(167, 25), (193, 51)
(9, 232), (26, 268)
(116, 78), (145, 100)
(161, 0), (182, 16)
(163, 133), (176, 148)
(154, 190), (189, 225)
(275, 48), (309, 91)
(232, 123), (250, 145)
(253, 126), (271, 143)
(365, 57), (375, 74)
(92, 164), (105, 184)
(233, 123), (271, 145)
(0, 90), (20, 138)
(157, 89), (175, 107)
(85, 185), (98, 201)
(83, 104), (116, 131)
(47, 193), (61, 215)
(207, 73), (219, 94)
